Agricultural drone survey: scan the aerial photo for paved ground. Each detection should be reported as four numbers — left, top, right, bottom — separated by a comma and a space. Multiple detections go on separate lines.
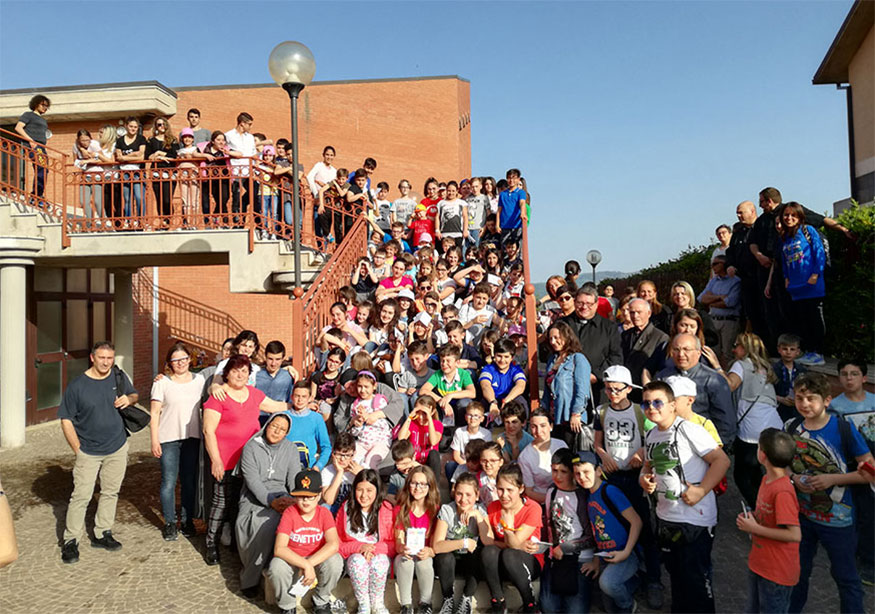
0, 421, 872, 613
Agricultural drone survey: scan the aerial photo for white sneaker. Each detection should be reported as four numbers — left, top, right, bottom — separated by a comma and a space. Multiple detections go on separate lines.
220, 523, 232, 546
798, 352, 826, 366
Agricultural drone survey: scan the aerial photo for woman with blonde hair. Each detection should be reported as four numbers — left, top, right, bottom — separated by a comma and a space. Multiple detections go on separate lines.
146, 117, 178, 219
95, 125, 118, 219
669, 280, 718, 347
726, 332, 780, 508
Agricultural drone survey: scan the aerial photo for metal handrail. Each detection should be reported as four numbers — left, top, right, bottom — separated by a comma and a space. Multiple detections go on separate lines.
521, 216, 541, 408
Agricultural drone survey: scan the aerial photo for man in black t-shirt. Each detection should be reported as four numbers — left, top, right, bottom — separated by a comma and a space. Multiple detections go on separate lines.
58, 341, 138, 564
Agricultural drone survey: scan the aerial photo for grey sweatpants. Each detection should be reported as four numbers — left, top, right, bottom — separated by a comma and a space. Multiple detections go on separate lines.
394, 553, 435, 606
267, 552, 343, 610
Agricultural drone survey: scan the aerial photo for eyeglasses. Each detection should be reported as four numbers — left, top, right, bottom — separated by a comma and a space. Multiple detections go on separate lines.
481, 458, 502, 465
605, 386, 628, 394
641, 399, 666, 410
169, 356, 190, 363
267, 424, 289, 433
410, 482, 429, 489
558, 295, 573, 303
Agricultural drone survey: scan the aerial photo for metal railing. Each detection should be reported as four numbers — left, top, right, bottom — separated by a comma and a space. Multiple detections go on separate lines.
520, 215, 541, 408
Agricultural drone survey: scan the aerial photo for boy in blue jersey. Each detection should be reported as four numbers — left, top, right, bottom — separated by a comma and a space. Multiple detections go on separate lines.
784, 372, 873, 612
575, 451, 643, 614
286, 381, 332, 470
495, 168, 528, 246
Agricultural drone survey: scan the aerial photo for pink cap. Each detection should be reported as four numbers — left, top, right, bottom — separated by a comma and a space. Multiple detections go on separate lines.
180, 127, 194, 137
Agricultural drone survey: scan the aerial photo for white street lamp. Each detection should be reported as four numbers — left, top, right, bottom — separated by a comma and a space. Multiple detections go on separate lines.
268, 41, 316, 289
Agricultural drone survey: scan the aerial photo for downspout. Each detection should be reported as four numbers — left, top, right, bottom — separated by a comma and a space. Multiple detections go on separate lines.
152, 266, 159, 375
837, 84, 856, 201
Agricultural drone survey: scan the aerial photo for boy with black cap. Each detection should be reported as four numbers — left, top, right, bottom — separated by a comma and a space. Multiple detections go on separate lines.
267, 469, 343, 614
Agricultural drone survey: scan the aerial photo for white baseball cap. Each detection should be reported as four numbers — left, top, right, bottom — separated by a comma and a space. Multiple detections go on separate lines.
397, 288, 415, 301
603, 365, 640, 389
412, 312, 432, 327
664, 375, 697, 398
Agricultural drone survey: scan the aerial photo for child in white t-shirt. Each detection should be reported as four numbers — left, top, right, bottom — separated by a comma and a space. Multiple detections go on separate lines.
447, 402, 492, 481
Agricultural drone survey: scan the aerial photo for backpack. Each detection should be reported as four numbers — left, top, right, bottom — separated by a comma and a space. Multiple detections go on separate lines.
800, 225, 831, 271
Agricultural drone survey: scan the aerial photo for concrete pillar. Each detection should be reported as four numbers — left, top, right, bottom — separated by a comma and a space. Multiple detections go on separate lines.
0, 236, 44, 449
112, 269, 135, 380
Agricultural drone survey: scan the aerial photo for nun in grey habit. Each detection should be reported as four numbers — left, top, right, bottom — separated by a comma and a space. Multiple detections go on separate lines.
235, 411, 302, 593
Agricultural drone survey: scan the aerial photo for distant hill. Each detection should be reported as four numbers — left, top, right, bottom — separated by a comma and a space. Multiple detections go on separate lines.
532, 270, 628, 297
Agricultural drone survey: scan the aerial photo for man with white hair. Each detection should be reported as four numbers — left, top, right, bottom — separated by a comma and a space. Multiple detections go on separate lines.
655, 333, 735, 444
621, 298, 669, 392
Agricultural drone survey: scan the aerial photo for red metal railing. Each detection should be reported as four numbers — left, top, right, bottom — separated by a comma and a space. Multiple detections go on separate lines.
521, 217, 541, 408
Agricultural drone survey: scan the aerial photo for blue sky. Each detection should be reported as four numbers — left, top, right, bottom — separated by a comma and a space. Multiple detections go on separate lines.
0, 1, 853, 281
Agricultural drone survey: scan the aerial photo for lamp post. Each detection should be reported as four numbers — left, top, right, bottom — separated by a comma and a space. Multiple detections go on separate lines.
269, 41, 316, 289
586, 249, 602, 284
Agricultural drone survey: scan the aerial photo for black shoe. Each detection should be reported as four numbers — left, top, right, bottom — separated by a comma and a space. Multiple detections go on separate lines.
205, 547, 220, 566
61, 539, 79, 564
180, 520, 197, 537
489, 599, 507, 614
91, 530, 122, 551
401, 606, 414, 614
240, 585, 259, 599
162, 523, 179, 541
417, 603, 433, 614
646, 582, 664, 610
521, 603, 539, 614
438, 596, 455, 614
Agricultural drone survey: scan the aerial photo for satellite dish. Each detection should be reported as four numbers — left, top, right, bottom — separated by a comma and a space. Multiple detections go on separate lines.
586, 250, 602, 266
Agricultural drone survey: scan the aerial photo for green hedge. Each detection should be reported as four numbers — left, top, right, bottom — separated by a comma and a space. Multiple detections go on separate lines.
822, 203, 874, 363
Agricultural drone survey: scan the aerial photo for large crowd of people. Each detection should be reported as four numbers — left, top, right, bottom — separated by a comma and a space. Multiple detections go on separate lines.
7, 96, 875, 614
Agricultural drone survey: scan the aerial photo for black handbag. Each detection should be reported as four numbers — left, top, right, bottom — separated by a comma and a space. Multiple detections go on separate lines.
114, 366, 150, 435
549, 554, 581, 595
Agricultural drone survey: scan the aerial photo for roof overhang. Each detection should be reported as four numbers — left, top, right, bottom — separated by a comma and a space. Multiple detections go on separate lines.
813, 0, 875, 84
0, 81, 177, 124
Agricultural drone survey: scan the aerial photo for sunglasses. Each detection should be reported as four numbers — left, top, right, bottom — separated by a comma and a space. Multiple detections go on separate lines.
641, 399, 666, 410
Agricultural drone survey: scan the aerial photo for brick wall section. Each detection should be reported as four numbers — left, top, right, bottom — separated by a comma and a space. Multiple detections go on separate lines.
39, 77, 470, 395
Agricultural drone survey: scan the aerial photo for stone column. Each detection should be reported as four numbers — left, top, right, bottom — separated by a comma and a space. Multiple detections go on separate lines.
0, 236, 44, 449
112, 269, 135, 381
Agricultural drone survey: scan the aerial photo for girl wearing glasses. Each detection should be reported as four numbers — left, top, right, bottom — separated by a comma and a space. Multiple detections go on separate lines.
146, 117, 179, 219
149, 342, 205, 541
394, 466, 440, 614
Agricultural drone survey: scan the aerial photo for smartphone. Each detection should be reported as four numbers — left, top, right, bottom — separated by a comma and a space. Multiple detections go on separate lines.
741, 500, 750, 517
594, 551, 614, 558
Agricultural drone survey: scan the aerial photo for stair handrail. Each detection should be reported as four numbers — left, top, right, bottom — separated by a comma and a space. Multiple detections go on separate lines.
520, 215, 541, 409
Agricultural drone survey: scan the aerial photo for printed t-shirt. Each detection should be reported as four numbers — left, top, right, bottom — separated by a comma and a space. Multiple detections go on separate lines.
595, 403, 648, 470
748, 475, 800, 586
487, 497, 544, 564
321, 464, 355, 514
465, 194, 489, 229
437, 502, 486, 546
375, 198, 394, 231
393, 197, 418, 226
115, 135, 147, 171
479, 363, 526, 400
546, 487, 585, 547
420, 197, 440, 222
408, 217, 435, 246
645, 417, 718, 527
437, 198, 466, 237
830, 392, 875, 452
587, 482, 632, 552
277, 504, 336, 557
457, 303, 497, 346
785, 415, 868, 527
203, 386, 265, 470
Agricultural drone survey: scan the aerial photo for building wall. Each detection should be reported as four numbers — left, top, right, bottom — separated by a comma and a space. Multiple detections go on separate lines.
848, 26, 874, 203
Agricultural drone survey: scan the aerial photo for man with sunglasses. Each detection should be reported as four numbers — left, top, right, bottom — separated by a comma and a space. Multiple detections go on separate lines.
654, 333, 735, 446
561, 285, 623, 403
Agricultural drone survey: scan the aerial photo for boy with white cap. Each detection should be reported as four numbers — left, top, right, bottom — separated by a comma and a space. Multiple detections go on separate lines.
594, 365, 664, 608
664, 375, 723, 447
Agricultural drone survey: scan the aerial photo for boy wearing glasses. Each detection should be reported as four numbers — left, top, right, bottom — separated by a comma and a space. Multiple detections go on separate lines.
267, 469, 343, 614
321, 433, 361, 515
639, 381, 730, 614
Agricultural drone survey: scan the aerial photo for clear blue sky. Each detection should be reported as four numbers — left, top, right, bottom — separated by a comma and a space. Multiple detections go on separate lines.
0, 1, 853, 281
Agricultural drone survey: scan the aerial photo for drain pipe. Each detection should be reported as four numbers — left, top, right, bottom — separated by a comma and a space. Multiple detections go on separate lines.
152, 266, 159, 375
837, 84, 856, 202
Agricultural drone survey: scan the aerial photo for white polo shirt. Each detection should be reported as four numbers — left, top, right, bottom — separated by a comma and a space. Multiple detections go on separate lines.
224, 129, 256, 175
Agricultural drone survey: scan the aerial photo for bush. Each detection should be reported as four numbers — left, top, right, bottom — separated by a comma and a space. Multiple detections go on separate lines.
600, 243, 715, 305
822, 203, 874, 363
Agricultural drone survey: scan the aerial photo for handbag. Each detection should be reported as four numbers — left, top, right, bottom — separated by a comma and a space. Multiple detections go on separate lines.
549, 554, 582, 595
114, 366, 150, 435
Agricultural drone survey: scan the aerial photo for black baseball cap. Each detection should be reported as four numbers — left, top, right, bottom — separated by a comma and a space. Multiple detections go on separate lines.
291, 469, 322, 496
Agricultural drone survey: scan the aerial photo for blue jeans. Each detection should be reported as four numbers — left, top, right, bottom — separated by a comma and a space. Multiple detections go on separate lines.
159, 438, 200, 525
790, 517, 863, 614
122, 171, 144, 217
607, 470, 661, 585
539, 556, 593, 613
465, 228, 480, 251
27, 143, 47, 196
747, 569, 792, 614
262, 194, 279, 234
599, 550, 640, 612
283, 198, 302, 234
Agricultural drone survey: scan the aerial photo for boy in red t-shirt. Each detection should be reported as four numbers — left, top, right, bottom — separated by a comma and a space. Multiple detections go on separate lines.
736, 428, 801, 613
266, 469, 343, 614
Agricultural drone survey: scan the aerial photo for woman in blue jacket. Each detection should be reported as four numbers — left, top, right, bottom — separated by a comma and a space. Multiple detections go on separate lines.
542, 321, 592, 449
775, 201, 827, 365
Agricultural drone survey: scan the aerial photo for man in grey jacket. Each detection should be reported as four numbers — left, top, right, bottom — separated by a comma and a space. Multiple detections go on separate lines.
655, 333, 736, 445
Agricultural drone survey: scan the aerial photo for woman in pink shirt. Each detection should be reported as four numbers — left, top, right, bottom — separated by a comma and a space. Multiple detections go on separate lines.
202, 354, 289, 565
